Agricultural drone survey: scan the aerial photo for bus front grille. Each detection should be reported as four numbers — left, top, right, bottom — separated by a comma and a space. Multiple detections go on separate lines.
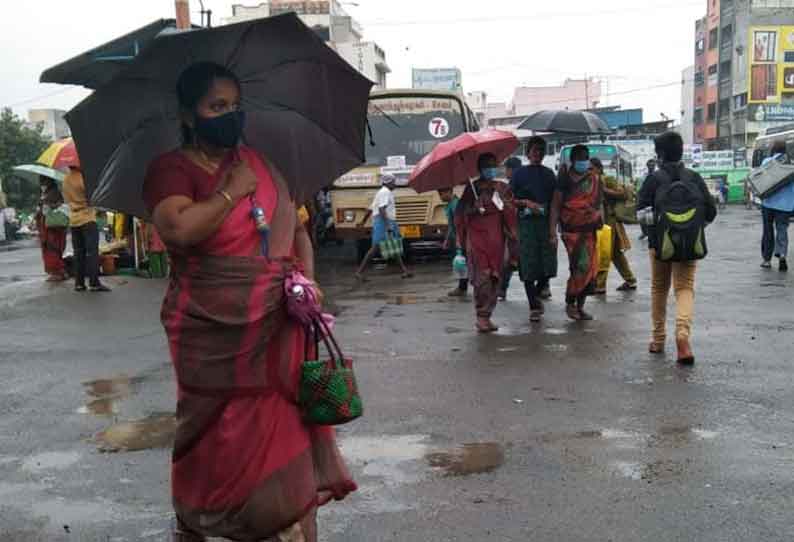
395, 200, 430, 224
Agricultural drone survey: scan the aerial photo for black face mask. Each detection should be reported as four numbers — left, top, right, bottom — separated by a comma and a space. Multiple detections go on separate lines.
193, 110, 246, 148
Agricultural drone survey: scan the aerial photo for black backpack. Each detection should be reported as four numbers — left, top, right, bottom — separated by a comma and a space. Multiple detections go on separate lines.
653, 167, 708, 262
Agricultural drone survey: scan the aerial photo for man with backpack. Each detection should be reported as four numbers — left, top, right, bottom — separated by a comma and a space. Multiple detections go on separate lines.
638, 132, 717, 365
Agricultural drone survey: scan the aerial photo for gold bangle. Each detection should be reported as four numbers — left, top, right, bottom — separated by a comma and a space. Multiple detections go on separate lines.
216, 189, 233, 206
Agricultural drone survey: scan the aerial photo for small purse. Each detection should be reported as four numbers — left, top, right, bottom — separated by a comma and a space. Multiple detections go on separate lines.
45, 205, 70, 228
299, 317, 363, 426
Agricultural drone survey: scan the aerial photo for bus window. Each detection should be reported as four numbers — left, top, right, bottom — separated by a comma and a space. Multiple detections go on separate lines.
752, 149, 765, 168
786, 141, 794, 162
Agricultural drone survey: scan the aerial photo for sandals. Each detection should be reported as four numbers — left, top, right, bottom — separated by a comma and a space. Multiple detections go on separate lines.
401, 272, 414, 279
648, 341, 665, 354
566, 305, 594, 321
74, 285, 87, 292
676, 337, 695, 365
530, 309, 543, 322
476, 318, 498, 333
616, 282, 638, 291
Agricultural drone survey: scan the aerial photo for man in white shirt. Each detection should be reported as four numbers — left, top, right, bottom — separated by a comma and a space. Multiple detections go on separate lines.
355, 174, 412, 281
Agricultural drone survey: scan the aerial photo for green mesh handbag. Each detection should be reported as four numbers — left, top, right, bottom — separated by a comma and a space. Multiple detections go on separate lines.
298, 318, 363, 426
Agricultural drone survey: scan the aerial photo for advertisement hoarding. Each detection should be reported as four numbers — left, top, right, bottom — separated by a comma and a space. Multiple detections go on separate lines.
748, 26, 794, 104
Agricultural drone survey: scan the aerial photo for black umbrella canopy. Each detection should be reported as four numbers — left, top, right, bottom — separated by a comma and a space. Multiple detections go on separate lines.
40, 19, 183, 89
65, 13, 373, 218
517, 110, 611, 135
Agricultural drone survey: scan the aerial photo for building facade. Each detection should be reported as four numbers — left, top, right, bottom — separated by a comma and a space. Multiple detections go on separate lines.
465, 91, 488, 127
692, 0, 794, 151
226, 1, 390, 88
27, 109, 70, 141
511, 78, 602, 117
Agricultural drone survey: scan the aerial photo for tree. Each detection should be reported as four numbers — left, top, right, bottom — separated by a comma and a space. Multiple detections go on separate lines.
0, 108, 51, 211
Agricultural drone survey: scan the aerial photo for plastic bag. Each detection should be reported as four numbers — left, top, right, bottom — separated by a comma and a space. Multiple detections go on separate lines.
452, 250, 468, 279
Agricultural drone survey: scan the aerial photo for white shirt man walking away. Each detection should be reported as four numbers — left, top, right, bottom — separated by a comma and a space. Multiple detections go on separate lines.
355, 173, 412, 281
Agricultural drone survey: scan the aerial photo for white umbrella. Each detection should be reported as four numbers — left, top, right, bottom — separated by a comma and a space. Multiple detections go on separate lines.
11, 164, 66, 185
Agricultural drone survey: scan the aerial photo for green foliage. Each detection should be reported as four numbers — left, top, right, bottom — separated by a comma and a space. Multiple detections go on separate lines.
0, 108, 51, 211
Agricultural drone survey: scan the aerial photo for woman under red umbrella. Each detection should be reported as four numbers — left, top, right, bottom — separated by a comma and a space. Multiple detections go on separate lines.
35, 177, 68, 282
548, 144, 603, 321
455, 153, 517, 333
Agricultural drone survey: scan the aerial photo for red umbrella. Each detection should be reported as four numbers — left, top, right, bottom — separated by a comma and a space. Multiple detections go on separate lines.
409, 129, 520, 194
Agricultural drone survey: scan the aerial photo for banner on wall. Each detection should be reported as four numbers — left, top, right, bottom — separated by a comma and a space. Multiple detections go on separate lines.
749, 26, 794, 104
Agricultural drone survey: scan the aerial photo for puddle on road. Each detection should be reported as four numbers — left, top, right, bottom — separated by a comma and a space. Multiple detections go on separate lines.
426, 443, 505, 477
78, 375, 143, 416
96, 413, 177, 452
544, 328, 568, 336
543, 344, 569, 353
22, 451, 82, 473
610, 459, 687, 482
341, 435, 505, 483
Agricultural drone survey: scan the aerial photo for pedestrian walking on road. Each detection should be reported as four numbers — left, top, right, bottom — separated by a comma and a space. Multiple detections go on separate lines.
549, 144, 602, 321
511, 136, 557, 322
143, 62, 356, 542
499, 156, 522, 300
592, 158, 637, 294
35, 177, 68, 282
455, 153, 517, 333
638, 159, 656, 240
440, 187, 468, 296
62, 167, 111, 292
638, 131, 716, 365
355, 173, 412, 281
760, 141, 792, 272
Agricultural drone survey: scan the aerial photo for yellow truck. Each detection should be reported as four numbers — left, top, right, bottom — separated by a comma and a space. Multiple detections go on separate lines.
329, 89, 480, 260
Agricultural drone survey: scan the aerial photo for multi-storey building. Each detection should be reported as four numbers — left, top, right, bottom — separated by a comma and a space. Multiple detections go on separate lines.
226, 1, 390, 89
692, 0, 794, 151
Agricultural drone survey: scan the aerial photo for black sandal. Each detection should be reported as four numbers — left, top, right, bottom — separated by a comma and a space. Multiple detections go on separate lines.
74, 285, 87, 292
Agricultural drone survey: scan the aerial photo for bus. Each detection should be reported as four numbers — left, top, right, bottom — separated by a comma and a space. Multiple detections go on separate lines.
329, 89, 480, 260
558, 142, 636, 187
751, 123, 794, 168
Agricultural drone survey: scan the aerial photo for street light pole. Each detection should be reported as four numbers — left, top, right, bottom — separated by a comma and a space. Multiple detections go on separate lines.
175, 0, 191, 30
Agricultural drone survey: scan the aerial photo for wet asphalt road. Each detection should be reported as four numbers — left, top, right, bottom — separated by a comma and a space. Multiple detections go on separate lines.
2, 206, 794, 541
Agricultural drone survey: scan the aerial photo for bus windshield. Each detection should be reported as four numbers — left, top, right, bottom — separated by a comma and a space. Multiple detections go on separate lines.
366, 96, 466, 166
560, 144, 619, 165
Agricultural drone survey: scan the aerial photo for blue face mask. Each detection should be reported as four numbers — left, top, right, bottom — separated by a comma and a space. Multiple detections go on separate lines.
481, 167, 500, 180
573, 160, 590, 174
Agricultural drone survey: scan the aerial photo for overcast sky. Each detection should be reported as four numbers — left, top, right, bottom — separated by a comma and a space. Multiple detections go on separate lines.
2, 0, 705, 121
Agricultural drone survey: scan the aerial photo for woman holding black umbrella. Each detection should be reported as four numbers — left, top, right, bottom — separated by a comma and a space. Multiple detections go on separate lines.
548, 144, 603, 321
143, 63, 355, 542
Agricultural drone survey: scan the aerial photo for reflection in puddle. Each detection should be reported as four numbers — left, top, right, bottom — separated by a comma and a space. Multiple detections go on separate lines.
544, 328, 567, 336
543, 344, 569, 353
340, 435, 429, 484
22, 451, 82, 472
96, 413, 177, 452
79, 375, 140, 416
426, 443, 505, 477
610, 459, 686, 482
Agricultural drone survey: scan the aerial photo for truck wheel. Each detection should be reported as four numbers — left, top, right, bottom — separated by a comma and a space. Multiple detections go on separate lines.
356, 239, 371, 263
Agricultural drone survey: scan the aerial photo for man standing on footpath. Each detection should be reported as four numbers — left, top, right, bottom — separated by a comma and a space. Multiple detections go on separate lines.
62, 166, 111, 292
